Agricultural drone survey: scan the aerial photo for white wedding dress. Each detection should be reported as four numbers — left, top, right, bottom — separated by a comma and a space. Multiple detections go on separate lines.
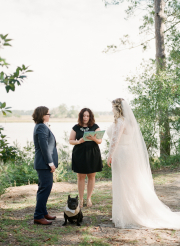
107, 100, 180, 229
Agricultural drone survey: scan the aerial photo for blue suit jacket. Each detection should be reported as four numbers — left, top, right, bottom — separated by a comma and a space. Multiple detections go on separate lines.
33, 123, 58, 170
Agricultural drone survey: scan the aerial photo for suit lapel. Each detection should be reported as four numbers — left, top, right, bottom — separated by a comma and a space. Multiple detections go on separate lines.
49, 129, 57, 146
44, 123, 57, 146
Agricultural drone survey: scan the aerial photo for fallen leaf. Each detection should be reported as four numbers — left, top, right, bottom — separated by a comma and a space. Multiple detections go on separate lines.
44, 238, 51, 242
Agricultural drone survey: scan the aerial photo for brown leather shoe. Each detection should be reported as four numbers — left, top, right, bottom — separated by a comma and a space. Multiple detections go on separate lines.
44, 214, 56, 220
34, 218, 52, 225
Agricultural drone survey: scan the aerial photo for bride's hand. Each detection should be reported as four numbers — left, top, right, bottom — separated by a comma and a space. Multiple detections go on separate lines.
107, 157, 112, 167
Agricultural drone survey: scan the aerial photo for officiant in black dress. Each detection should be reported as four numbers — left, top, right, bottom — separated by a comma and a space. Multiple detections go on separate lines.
69, 108, 103, 208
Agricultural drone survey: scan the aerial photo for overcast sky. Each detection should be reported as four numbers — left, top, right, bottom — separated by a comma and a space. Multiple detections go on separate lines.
0, 0, 155, 112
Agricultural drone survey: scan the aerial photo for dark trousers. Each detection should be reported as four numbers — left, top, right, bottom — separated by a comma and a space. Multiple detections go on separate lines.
34, 169, 53, 219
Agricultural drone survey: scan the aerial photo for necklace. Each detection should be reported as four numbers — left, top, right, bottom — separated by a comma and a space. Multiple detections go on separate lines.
80, 127, 89, 132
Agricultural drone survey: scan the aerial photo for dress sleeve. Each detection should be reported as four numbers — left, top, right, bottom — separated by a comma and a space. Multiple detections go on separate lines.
108, 118, 125, 158
72, 125, 78, 132
94, 124, 100, 130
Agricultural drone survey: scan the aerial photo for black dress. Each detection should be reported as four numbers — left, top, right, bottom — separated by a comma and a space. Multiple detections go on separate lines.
72, 124, 103, 174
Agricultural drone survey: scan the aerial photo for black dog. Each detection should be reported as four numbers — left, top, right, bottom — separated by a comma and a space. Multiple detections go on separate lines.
62, 195, 83, 226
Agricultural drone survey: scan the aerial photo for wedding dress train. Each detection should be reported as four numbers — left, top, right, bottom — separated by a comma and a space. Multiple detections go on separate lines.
107, 100, 180, 229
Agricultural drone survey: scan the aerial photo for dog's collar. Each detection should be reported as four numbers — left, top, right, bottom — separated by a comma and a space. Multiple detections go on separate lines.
64, 205, 80, 217
65, 205, 76, 214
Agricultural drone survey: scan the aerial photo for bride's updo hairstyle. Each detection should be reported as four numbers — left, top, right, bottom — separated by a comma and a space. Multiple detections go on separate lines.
112, 98, 124, 123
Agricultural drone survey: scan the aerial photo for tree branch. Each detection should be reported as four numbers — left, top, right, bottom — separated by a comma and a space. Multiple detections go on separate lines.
104, 18, 180, 53
164, 20, 180, 33
104, 36, 155, 53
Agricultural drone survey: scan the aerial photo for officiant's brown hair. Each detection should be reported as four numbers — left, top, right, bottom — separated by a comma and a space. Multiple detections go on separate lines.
78, 108, 95, 127
32, 106, 49, 124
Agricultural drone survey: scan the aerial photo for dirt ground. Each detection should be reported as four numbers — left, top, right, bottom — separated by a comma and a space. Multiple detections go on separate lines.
1, 171, 180, 245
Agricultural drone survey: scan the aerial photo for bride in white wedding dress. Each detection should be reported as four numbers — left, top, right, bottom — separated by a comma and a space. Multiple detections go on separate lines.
106, 98, 180, 229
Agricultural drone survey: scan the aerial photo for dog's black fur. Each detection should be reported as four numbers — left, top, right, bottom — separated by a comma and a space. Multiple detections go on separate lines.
62, 195, 83, 226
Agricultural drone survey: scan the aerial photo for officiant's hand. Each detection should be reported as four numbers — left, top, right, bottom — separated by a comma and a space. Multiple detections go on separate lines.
107, 157, 112, 167
78, 138, 85, 144
87, 134, 97, 141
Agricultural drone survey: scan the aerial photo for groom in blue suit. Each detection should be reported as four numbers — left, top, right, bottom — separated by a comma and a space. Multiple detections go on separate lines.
32, 106, 58, 225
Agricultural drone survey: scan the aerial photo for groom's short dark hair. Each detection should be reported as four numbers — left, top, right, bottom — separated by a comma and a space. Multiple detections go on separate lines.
78, 108, 95, 127
32, 106, 49, 124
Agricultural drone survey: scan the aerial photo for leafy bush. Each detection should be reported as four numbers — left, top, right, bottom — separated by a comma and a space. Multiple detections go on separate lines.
0, 141, 38, 193
0, 126, 17, 163
0, 169, 11, 196
150, 155, 180, 171
2, 131, 180, 197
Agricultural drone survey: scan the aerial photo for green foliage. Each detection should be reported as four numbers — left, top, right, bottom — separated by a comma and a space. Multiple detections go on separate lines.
0, 132, 112, 196
102, 138, 110, 159
0, 34, 32, 96
0, 142, 38, 196
104, 0, 180, 158
51, 104, 112, 119
104, 0, 180, 53
1, 65, 32, 93
0, 170, 10, 196
0, 102, 11, 116
0, 130, 180, 197
127, 58, 180, 157
104, 0, 120, 7
55, 132, 77, 182
0, 34, 32, 163
1, 109, 33, 118
0, 127, 17, 163
66, 106, 79, 118
151, 155, 180, 171
96, 160, 112, 179
7, 142, 37, 186
51, 104, 68, 118
50, 104, 79, 118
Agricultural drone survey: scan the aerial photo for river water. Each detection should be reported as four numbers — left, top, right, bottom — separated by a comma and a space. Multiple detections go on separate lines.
1, 122, 112, 152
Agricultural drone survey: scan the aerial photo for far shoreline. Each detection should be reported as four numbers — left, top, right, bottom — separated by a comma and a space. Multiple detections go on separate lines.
0, 115, 114, 123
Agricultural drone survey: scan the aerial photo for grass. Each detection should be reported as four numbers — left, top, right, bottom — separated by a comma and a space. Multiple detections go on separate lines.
153, 172, 179, 185
0, 175, 180, 245
0, 182, 112, 246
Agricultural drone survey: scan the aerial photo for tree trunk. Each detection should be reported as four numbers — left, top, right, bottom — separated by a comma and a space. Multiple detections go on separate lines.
155, 0, 170, 157
155, 0, 166, 69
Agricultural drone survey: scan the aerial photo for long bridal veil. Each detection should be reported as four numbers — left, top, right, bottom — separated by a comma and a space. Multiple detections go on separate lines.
108, 100, 180, 229
121, 100, 154, 190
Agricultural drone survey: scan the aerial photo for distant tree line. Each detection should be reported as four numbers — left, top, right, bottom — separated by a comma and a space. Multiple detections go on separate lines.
51, 104, 113, 118
51, 104, 79, 118
2, 110, 34, 117
1, 104, 113, 118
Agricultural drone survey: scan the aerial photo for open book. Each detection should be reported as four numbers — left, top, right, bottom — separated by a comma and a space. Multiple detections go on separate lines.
83, 130, 105, 141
